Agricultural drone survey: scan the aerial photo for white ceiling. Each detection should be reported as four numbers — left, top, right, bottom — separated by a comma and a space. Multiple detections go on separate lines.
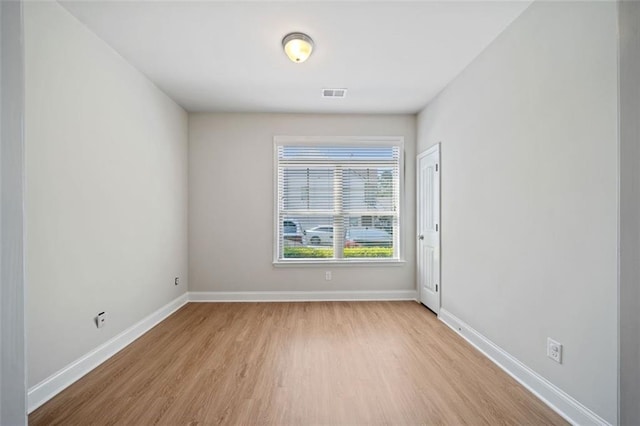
60, 1, 532, 114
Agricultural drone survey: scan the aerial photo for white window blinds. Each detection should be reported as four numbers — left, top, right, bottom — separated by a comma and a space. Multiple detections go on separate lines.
275, 138, 403, 262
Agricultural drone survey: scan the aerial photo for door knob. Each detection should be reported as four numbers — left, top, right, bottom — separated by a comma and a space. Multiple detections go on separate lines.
418, 235, 424, 240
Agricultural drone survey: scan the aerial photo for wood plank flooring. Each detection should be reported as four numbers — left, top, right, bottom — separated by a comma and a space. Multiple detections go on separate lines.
30, 301, 567, 425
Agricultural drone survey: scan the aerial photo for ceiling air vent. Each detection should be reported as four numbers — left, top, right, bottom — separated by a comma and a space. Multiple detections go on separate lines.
322, 88, 347, 98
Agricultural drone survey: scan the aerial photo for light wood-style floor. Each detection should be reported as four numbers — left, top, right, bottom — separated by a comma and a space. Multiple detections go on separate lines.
30, 301, 566, 425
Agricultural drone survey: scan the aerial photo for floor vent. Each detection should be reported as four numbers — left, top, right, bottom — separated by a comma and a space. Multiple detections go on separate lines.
322, 88, 347, 98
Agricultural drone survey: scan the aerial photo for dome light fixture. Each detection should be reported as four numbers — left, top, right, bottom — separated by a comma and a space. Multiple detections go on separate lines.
282, 32, 314, 63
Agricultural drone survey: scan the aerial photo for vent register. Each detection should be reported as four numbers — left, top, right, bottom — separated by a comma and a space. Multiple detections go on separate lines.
322, 88, 347, 98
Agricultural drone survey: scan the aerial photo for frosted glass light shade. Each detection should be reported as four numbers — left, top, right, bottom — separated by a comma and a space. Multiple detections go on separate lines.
282, 33, 314, 63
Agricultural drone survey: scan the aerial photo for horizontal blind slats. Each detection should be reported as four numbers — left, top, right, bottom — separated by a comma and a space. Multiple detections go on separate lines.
277, 143, 401, 260
279, 146, 399, 161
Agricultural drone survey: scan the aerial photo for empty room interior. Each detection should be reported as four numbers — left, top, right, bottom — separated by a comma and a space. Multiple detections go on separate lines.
1, 0, 639, 425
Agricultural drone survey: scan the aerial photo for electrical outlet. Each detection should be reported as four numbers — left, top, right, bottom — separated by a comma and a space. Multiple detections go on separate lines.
547, 338, 562, 363
96, 312, 106, 328
174, 277, 179, 286
325, 271, 332, 281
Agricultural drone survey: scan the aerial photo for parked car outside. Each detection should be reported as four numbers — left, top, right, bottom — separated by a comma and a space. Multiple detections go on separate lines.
283, 220, 303, 245
345, 227, 392, 247
304, 226, 333, 246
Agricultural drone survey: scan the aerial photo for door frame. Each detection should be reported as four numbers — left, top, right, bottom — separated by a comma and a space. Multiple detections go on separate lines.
416, 143, 441, 313
1, 0, 28, 423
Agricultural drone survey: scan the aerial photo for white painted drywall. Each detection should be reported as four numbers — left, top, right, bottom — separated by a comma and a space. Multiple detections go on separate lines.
189, 113, 415, 293
417, 2, 618, 423
24, 1, 188, 388
1, 0, 27, 424
619, 1, 640, 424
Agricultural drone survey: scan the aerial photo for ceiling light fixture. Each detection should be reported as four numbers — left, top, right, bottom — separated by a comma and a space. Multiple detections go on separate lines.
282, 32, 314, 63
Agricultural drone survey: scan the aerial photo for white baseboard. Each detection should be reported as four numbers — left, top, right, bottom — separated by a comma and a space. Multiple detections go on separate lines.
438, 309, 610, 426
27, 293, 189, 413
188, 289, 418, 302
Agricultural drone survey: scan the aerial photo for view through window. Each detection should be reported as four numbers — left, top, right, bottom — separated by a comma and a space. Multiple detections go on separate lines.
275, 137, 403, 262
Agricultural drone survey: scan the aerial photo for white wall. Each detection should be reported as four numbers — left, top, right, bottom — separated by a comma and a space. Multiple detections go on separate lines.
619, 1, 640, 424
25, 1, 188, 388
189, 113, 415, 294
1, 0, 27, 424
417, 1, 618, 423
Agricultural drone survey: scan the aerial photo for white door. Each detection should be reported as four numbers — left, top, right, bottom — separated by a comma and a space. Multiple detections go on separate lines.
417, 144, 440, 313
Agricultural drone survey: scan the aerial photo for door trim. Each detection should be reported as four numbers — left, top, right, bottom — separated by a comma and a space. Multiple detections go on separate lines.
416, 143, 441, 313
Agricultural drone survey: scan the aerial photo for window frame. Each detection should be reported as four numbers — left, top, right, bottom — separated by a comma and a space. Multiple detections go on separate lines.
273, 136, 405, 265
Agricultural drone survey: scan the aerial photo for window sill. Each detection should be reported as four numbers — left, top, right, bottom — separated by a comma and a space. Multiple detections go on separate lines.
273, 259, 406, 267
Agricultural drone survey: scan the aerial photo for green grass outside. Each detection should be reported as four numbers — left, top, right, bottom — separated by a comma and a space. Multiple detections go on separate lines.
284, 246, 393, 258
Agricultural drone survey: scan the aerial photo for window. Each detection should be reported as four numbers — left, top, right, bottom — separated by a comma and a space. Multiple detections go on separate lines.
275, 136, 403, 263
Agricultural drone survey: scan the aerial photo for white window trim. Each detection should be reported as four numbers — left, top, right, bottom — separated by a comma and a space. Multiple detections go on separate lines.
273, 135, 405, 265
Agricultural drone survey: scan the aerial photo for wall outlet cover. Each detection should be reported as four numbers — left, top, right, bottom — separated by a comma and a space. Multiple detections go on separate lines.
547, 337, 562, 364
96, 312, 106, 328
